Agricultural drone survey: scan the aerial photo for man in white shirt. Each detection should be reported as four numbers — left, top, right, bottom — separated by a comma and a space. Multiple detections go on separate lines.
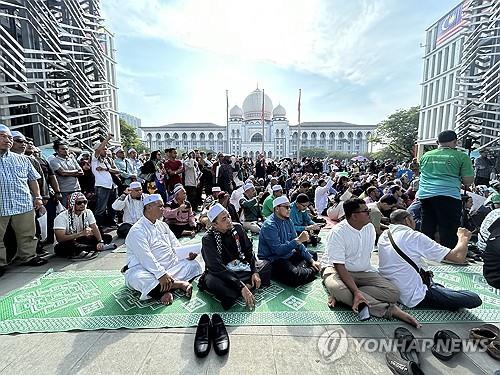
378, 209, 482, 310
314, 177, 334, 215
321, 198, 420, 327
112, 181, 147, 238
125, 194, 202, 304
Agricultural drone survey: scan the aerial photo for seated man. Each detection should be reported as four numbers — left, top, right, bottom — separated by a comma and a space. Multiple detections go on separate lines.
262, 184, 283, 218
54, 192, 115, 259
163, 185, 197, 238
290, 194, 322, 246
202, 186, 221, 211
199, 203, 271, 310
258, 196, 321, 287
111, 181, 146, 238
239, 182, 264, 234
321, 199, 420, 327
367, 194, 398, 237
378, 209, 482, 310
125, 194, 202, 304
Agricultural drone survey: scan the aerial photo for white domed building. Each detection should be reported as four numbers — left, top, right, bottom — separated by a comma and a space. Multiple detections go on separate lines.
141, 88, 376, 159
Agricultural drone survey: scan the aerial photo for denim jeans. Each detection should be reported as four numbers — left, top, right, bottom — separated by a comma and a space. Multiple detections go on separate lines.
94, 186, 116, 227
416, 283, 482, 311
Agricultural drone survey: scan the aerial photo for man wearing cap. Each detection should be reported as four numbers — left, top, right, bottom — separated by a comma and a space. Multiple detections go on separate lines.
202, 186, 221, 211
49, 139, 84, 206
0, 124, 47, 277
230, 179, 251, 212
163, 185, 196, 238
112, 181, 147, 238
239, 182, 265, 234
114, 147, 136, 191
125, 194, 202, 304
199, 203, 271, 309
262, 184, 283, 218
127, 148, 143, 183
475, 149, 494, 186
418, 130, 474, 248
258, 196, 321, 286
315, 176, 334, 215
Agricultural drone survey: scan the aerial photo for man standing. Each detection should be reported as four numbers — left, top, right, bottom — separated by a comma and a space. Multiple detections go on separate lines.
49, 139, 84, 206
315, 177, 334, 215
378, 209, 482, 311
474, 149, 494, 186
125, 194, 202, 304
321, 199, 419, 327
258, 196, 320, 287
112, 181, 146, 238
114, 147, 135, 191
0, 124, 47, 277
164, 148, 183, 194
418, 130, 474, 248
184, 150, 200, 210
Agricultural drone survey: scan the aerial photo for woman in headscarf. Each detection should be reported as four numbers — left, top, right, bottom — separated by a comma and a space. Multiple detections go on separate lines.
53, 192, 115, 260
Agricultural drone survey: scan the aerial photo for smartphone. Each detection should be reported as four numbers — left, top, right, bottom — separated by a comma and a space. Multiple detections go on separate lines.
357, 302, 371, 321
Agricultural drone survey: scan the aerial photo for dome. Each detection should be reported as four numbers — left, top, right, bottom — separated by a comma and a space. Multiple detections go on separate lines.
242, 88, 273, 121
229, 105, 243, 118
272, 104, 286, 118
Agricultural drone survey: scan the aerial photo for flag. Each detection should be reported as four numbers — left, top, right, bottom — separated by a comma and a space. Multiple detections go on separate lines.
436, 3, 466, 46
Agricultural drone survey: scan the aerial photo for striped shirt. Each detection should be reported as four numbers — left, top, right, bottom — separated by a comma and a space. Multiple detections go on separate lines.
0, 151, 41, 216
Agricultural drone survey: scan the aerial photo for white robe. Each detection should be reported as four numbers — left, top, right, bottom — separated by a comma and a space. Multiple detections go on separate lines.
124, 216, 202, 299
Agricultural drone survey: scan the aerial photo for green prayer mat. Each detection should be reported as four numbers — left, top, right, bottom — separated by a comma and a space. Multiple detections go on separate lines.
0, 265, 498, 334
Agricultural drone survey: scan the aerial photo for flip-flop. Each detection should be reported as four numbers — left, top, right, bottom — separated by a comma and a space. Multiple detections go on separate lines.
486, 340, 500, 361
394, 327, 420, 367
469, 324, 500, 348
431, 330, 462, 361
385, 352, 423, 375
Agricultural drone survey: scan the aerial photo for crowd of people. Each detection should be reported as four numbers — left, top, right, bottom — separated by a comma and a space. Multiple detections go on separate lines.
1, 124, 499, 328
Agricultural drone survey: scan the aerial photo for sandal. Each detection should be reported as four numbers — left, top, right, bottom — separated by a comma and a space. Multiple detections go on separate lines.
20, 256, 48, 267
469, 324, 500, 348
431, 329, 462, 361
70, 251, 98, 261
486, 340, 500, 361
394, 327, 420, 366
385, 352, 423, 375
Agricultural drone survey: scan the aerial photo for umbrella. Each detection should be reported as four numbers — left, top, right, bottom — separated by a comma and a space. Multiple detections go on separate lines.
351, 155, 369, 162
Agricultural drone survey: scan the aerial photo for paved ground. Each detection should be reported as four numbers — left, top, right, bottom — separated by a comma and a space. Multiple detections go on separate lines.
0, 235, 499, 375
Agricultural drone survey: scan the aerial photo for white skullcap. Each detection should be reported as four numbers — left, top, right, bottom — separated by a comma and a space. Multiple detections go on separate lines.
114, 147, 124, 153
128, 148, 137, 154
207, 203, 227, 222
0, 124, 11, 135
243, 183, 255, 192
270, 176, 278, 181
129, 181, 142, 189
173, 185, 185, 195
143, 193, 163, 206
11, 130, 25, 140
272, 184, 283, 192
212, 186, 221, 193
273, 196, 290, 208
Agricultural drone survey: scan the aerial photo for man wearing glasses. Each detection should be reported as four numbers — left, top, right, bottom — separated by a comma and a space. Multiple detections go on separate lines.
258, 196, 321, 287
0, 124, 47, 278
53, 192, 114, 260
321, 198, 420, 327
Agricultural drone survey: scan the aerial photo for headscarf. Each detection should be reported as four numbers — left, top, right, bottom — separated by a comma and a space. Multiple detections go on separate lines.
67, 192, 87, 234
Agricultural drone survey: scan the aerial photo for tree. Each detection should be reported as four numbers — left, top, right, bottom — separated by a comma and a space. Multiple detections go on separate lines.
120, 119, 145, 153
373, 106, 419, 160
300, 147, 328, 159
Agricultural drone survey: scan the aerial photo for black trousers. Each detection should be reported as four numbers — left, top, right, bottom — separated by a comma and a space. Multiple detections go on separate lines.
117, 223, 133, 239
421, 196, 461, 249
271, 250, 318, 287
200, 261, 272, 310
54, 234, 113, 257
475, 176, 490, 186
168, 223, 193, 238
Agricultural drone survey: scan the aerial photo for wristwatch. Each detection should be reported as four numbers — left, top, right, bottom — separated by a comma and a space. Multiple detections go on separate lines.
35, 196, 43, 200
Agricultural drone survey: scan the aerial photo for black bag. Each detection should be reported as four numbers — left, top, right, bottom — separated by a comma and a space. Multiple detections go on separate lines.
387, 230, 434, 287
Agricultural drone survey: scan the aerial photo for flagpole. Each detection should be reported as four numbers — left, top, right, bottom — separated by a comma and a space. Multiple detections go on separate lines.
261, 88, 265, 156
226, 90, 229, 154
297, 88, 301, 160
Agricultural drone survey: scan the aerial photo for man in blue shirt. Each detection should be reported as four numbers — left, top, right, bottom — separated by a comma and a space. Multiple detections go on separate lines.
258, 196, 321, 286
0, 124, 47, 277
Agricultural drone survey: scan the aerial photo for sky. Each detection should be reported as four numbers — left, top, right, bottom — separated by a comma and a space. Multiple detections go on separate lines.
102, 0, 461, 128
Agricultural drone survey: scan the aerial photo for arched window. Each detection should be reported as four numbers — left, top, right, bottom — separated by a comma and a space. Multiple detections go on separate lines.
217, 132, 223, 140
281, 129, 284, 137
191, 132, 196, 140
357, 131, 363, 138
276, 129, 279, 137
251, 133, 263, 143
249, 151, 254, 159
348, 131, 353, 139
338, 132, 344, 139
329, 132, 335, 139
243, 151, 248, 157
182, 133, 187, 140
155, 133, 161, 140
200, 133, 205, 140
164, 133, 170, 140
208, 133, 214, 140
232, 129, 235, 137
320, 132, 326, 139
237, 129, 240, 137
267, 151, 272, 158
146, 133, 152, 140
173, 133, 179, 139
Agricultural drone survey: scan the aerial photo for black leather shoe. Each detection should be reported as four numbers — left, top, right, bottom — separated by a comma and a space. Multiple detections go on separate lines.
194, 314, 211, 358
211, 313, 230, 356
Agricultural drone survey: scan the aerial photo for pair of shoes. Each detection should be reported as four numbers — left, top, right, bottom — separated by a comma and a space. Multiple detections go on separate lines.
194, 313, 230, 358
387, 327, 423, 374
20, 256, 48, 267
431, 330, 461, 361
469, 324, 500, 361
385, 352, 423, 375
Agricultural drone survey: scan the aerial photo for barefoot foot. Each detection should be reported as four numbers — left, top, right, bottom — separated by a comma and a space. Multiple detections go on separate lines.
327, 295, 336, 308
392, 306, 421, 328
159, 292, 174, 305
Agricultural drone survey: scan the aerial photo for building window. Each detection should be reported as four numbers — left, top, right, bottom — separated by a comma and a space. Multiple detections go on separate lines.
251, 133, 263, 143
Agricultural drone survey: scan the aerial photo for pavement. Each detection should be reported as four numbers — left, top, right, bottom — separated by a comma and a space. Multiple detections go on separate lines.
0, 234, 499, 375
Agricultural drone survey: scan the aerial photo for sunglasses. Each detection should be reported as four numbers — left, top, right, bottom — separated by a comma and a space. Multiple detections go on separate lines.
75, 200, 88, 205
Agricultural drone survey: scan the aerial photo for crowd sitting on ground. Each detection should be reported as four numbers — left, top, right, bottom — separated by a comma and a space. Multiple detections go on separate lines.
1, 124, 500, 328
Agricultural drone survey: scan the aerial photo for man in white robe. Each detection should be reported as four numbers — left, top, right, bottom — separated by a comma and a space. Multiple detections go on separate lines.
124, 194, 202, 304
